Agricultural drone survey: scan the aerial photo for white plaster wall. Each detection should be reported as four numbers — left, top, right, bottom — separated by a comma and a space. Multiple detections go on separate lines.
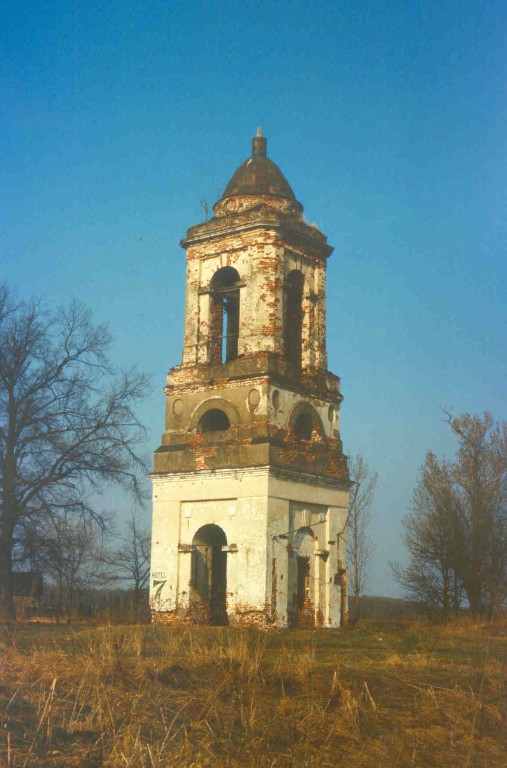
151, 468, 349, 627
150, 492, 180, 613
150, 470, 270, 620
267, 474, 349, 627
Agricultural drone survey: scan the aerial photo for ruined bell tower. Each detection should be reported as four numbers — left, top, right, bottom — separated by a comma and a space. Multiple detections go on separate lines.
150, 131, 350, 627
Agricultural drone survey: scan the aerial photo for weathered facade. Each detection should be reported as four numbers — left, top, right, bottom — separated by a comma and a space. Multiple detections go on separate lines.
150, 131, 350, 628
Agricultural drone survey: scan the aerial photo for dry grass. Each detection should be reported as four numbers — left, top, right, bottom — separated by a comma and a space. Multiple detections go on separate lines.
0, 619, 505, 767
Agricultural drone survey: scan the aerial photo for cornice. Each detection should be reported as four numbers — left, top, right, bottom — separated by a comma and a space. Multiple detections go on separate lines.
181, 208, 333, 259
150, 464, 351, 491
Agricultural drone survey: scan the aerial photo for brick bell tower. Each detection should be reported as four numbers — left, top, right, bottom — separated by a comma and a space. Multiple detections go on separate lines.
150, 131, 350, 628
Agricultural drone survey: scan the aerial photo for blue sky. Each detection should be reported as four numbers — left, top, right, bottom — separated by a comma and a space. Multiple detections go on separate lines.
2, 0, 506, 596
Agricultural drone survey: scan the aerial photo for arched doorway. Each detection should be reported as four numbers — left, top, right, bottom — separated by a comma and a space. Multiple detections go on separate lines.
191, 524, 228, 625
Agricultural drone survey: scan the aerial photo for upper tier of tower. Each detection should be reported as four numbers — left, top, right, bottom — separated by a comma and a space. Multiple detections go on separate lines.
177, 132, 335, 383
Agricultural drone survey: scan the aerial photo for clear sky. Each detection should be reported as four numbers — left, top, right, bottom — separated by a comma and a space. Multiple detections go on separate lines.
2, 0, 506, 596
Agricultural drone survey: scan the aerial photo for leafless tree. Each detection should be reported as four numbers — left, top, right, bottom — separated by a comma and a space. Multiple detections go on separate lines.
347, 453, 377, 619
98, 510, 151, 621
392, 412, 506, 617
446, 411, 506, 616
0, 284, 149, 620
390, 453, 463, 617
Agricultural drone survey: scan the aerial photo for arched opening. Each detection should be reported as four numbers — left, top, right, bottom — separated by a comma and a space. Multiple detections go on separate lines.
191, 524, 228, 626
197, 408, 230, 433
289, 403, 324, 441
209, 267, 241, 364
284, 270, 304, 372
289, 527, 316, 627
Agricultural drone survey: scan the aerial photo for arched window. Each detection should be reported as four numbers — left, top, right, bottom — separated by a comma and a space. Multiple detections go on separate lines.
289, 402, 324, 440
209, 267, 240, 364
284, 270, 304, 371
197, 408, 230, 432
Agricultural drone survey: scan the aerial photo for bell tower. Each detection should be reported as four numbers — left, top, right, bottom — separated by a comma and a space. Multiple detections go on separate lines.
150, 132, 350, 627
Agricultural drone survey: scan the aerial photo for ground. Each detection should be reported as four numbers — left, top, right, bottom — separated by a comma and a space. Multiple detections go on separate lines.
0, 619, 505, 767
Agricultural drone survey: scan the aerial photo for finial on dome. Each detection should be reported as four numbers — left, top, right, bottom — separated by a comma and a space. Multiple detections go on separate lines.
252, 128, 267, 157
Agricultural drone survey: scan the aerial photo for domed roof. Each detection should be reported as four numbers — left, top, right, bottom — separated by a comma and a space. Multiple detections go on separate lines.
220, 131, 297, 201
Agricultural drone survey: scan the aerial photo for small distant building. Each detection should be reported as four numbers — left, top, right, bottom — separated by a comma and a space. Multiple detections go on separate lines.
150, 132, 350, 628
13, 572, 43, 619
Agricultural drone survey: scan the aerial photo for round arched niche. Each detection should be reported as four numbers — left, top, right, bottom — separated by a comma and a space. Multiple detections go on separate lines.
198, 409, 230, 433
288, 401, 325, 440
189, 397, 240, 432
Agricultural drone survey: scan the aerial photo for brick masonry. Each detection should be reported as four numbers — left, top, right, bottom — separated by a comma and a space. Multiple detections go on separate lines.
150, 134, 350, 628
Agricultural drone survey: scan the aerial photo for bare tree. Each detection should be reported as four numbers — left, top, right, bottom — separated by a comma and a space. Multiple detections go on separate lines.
390, 453, 463, 617
347, 453, 377, 619
0, 284, 149, 620
446, 411, 506, 616
392, 412, 506, 617
98, 510, 151, 621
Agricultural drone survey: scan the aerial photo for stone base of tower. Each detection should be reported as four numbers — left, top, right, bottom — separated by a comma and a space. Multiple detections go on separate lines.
150, 466, 349, 629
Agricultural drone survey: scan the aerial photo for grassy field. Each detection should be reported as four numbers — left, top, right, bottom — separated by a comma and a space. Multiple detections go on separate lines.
0, 619, 505, 767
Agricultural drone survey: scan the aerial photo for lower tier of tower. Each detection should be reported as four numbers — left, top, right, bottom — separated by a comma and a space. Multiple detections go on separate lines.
150, 466, 349, 628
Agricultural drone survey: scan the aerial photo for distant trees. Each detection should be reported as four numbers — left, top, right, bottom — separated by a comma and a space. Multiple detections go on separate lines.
392, 412, 506, 618
347, 453, 377, 619
24, 509, 108, 623
98, 511, 151, 621
0, 284, 149, 621
25, 509, 151, 623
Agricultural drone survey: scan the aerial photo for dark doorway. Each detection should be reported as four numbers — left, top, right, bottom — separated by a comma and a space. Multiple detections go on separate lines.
191, 524, 228, 625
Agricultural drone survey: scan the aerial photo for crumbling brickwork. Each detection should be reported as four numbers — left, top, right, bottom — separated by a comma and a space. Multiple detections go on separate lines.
150, 133, 350, 628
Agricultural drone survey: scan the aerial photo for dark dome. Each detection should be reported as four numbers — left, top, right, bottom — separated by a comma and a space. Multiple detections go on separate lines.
220, 133, 297, 201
